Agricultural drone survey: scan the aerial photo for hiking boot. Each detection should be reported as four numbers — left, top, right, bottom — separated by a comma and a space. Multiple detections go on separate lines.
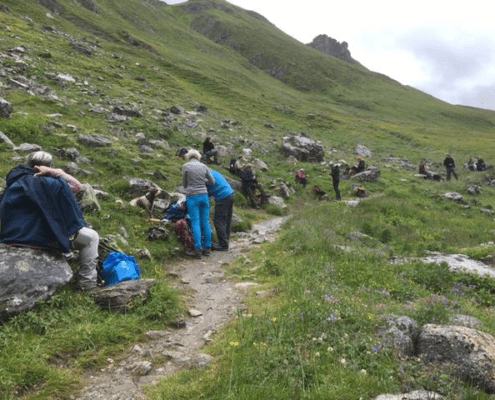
212, 244, 228, 251
185, 248, 202, 259
202, 248, 211, 256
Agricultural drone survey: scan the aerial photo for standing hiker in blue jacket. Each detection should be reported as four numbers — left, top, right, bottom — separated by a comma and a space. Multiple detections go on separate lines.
207, 170, 235, 251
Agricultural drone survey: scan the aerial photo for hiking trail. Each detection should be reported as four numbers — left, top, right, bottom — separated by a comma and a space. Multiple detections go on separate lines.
75, 216, 288, 400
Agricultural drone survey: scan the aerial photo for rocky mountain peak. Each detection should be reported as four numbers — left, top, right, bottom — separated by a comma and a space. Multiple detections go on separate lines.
307, 34, 356, 64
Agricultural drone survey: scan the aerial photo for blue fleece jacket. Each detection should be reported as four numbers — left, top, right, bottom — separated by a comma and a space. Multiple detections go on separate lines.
207, 170, 234, 201
0, 166, 86, 252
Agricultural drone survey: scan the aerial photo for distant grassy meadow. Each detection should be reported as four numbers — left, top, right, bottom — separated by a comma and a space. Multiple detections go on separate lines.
2, 0, 495, 398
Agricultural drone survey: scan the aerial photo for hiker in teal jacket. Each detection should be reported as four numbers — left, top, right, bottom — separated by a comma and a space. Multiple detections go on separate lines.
207, 170, 234, 251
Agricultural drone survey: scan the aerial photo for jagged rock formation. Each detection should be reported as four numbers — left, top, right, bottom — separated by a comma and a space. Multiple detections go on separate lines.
307, 34, 356, 64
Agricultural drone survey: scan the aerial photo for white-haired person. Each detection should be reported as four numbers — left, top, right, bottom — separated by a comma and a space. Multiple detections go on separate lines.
0, 151, 99, 290
181, 149, 215, 258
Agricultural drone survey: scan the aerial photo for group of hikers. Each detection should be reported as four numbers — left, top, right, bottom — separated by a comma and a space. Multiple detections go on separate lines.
2, 137, 491, 290
419, 154, 491, 182
294, 156, 367, 201
0, 137, 270, 290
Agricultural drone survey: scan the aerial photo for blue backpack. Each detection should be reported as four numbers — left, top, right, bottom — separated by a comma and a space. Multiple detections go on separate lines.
101, 252, 141, 286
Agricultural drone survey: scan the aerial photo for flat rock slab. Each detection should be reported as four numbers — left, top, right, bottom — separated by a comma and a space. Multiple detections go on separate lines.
393, 253, 495, 278
91, 279, 156, 312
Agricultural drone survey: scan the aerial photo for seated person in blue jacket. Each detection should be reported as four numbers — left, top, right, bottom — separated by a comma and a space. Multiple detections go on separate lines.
0, 151, 99, 290
207, 170, 235, 251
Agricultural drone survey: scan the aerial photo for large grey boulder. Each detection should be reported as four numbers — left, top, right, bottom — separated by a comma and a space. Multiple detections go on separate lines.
419, 324, 495, 393
0, 97, 13, 119
351, 168, 381, 182
0, 245, 73, 323
280, 134, 325, 162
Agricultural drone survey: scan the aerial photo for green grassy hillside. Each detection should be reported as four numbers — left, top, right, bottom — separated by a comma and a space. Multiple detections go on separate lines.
2, 0, 495, 399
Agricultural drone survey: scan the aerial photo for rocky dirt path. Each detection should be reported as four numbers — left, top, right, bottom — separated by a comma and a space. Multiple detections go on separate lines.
75, 216, 288, 400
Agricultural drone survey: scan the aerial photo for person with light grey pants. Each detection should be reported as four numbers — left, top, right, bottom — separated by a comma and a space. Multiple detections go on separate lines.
72, 227, 99, 290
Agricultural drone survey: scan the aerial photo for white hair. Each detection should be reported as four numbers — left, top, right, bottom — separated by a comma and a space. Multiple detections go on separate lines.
27, 151, 53, 168
185, 149, 201, 161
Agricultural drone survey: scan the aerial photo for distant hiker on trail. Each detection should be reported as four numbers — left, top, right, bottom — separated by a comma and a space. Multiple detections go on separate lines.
351, 157, 365, 174
202, 137, 219, 165
295, 168, 308, 187
330, 163, 341, 200
182, 149, 215, 258
207, 170, 235, 251
0, 151, 99, 291
238, 163, 266, 209
443, 154, 458, 181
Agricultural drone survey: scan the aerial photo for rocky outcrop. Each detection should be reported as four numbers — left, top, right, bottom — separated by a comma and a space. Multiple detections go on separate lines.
280, 134, 325, 162
419, 324, 495, 393
307, 34, 356, 64
0, 245, 73, 323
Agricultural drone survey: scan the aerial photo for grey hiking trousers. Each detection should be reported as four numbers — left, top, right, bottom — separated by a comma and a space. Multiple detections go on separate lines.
72, 227, 99, 289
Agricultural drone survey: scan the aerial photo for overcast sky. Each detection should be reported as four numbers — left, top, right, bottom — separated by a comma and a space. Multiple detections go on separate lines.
165, 0, 495, 111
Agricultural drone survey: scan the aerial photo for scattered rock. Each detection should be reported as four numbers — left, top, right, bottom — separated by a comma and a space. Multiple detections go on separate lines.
78, 134, 112, 147
13, 143, 42, 152
188, 308, 203, 317
467, 185, 482, 195
373, 391, 443, 400
90, 279, 156, 312
355, 144, 372, 157
55, 73, 76, 85
444, 192, 465, 204
0, 97, 13, 119
266, 195, 286, 208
